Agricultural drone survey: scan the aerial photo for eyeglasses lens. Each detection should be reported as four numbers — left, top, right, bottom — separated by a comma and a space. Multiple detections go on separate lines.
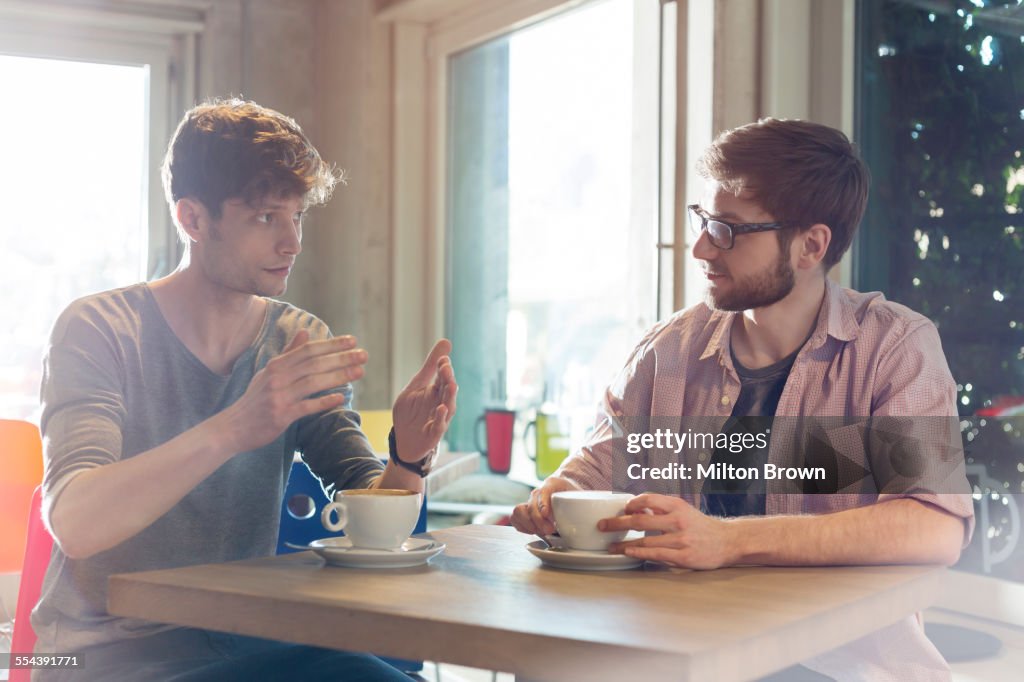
707, 220, 732, 249
688, 207, 734, 249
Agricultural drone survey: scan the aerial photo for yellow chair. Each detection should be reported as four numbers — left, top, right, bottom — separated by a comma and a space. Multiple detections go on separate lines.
0, 420, 43, 573
358, 410, 392, 455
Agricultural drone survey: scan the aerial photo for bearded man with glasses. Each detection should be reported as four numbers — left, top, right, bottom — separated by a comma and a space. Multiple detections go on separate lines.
513, 118, 972, 681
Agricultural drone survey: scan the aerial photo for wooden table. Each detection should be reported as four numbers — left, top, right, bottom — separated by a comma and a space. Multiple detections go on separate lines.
108, 525, 945, 681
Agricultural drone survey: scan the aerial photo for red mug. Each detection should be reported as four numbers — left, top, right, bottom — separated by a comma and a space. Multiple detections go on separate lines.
475, 409, 515, 474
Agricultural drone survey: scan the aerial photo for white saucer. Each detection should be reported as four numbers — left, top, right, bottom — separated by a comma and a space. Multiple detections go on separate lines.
526, 540, 643, 571
306, 537, 445, 568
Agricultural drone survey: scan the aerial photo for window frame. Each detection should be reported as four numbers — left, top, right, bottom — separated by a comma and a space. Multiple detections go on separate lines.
382, 0, 668, 400
379, 0, 856, 400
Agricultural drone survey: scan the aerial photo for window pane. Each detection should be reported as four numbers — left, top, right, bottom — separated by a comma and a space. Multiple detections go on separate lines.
446, 0, 660, 468
0, 55, 147, 420
856, 0, 1023, 582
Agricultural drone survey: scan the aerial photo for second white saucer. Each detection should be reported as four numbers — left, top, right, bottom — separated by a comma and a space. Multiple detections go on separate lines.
526, 540, 643, 571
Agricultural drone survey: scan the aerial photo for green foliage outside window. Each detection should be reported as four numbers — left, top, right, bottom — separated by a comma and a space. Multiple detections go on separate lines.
857, 0, 1024, 580
857, 0, 1023, 415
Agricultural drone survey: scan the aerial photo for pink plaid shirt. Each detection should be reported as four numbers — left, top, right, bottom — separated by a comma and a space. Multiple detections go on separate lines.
557, 279, 974, 681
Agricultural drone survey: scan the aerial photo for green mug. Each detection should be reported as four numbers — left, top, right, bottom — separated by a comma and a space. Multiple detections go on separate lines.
524, 412, 571, 479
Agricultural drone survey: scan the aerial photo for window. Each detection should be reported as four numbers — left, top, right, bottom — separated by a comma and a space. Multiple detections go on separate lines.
442, 0, 670, 461
0, 4, 197, 420
0, 56, 149, 419
856, 0, 1023, 582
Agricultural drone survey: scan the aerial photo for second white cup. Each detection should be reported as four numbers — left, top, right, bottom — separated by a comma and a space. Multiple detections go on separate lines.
551, 490, 634, 551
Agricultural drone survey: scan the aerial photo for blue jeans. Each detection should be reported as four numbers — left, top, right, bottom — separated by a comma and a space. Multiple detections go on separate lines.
51, 627, 411, 681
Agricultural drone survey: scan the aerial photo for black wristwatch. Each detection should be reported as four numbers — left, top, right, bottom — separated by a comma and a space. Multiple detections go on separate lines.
388, 427, 436, 477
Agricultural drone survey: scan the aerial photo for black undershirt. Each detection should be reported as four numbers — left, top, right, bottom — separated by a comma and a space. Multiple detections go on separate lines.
701, 345, 800, 518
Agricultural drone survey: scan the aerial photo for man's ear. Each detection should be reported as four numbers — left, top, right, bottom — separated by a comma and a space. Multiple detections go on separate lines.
795, 223, 832, 270
175, 198, 206, 244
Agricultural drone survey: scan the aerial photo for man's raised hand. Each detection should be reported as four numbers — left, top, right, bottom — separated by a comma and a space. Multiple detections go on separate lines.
220, 330, 369, 454
391, 339, 458, 463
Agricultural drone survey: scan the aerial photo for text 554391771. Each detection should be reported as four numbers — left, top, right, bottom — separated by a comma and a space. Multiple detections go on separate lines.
6, 654, 81, 669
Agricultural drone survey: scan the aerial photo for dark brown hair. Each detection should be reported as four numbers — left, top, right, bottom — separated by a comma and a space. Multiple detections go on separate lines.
696, 118, 870, 269
161, 98, 340, 231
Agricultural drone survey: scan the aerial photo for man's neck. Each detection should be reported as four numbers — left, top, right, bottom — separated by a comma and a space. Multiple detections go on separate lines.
148, 265, 267, 375
730, 276, 827, 370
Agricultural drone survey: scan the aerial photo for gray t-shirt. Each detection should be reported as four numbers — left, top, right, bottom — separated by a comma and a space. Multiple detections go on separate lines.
32, 283, 385, 654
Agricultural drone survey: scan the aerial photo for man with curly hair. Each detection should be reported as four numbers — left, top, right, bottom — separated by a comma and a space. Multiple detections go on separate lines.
33, 99, 456, 680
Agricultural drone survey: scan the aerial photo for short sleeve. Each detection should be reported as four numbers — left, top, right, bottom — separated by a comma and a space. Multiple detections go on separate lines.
872, 320, 975, 546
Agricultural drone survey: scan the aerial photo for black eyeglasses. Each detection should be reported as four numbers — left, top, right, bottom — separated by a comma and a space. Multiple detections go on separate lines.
687, 204, 791, 250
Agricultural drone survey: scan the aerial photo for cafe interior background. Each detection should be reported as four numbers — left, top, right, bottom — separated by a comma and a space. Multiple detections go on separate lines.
0, 0, 1022, 679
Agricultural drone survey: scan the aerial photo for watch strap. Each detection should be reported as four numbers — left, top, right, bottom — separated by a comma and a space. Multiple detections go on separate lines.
388, 427, 435, 477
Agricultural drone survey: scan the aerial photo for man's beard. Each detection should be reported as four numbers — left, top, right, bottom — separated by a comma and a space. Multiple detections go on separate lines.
705, 252, 795, 312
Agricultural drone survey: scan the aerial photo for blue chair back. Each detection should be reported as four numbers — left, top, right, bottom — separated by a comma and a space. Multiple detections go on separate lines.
277, 460, 330, 554
277, 460, 428, 554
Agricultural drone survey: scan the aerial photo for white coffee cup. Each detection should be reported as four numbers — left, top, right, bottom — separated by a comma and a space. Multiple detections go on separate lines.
321, 489, 422, 550
551, 490, 634, 551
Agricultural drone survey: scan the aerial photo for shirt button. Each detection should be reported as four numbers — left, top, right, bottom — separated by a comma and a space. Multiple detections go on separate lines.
698, 452, 708, 462
721, 396, 731, 406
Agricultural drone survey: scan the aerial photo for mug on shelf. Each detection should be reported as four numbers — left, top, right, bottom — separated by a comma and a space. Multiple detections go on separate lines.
475, 408, 516, 474
524, 411, 571, 479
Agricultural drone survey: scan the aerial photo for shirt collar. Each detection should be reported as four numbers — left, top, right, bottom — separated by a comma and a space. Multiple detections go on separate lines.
698, 311, 734, 363
817, 277, 860, 345
697, 278, 859, 363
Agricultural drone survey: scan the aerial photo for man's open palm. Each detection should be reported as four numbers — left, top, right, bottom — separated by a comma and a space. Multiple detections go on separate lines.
392, 339, 458, 462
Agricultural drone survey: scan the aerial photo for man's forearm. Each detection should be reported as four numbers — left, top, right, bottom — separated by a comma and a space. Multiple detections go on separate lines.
726, 498, 965, 567
371, 459, 425, 493
49, 413, 239, 560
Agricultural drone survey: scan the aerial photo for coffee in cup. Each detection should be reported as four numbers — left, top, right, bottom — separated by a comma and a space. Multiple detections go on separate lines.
550, 490, 634, 551
321, 489, 422, 550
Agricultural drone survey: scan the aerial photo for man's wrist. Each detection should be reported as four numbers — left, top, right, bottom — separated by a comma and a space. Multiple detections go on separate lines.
203, 410, 243, 462
722, 517, 755, 566
388, 427, 435, 477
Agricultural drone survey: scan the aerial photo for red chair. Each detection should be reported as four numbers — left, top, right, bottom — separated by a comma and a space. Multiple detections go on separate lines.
0, 420, 43, 573
10, 486, 53, 682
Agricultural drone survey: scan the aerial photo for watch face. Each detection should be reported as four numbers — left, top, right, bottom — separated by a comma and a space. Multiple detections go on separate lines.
417, 449, 438, 477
